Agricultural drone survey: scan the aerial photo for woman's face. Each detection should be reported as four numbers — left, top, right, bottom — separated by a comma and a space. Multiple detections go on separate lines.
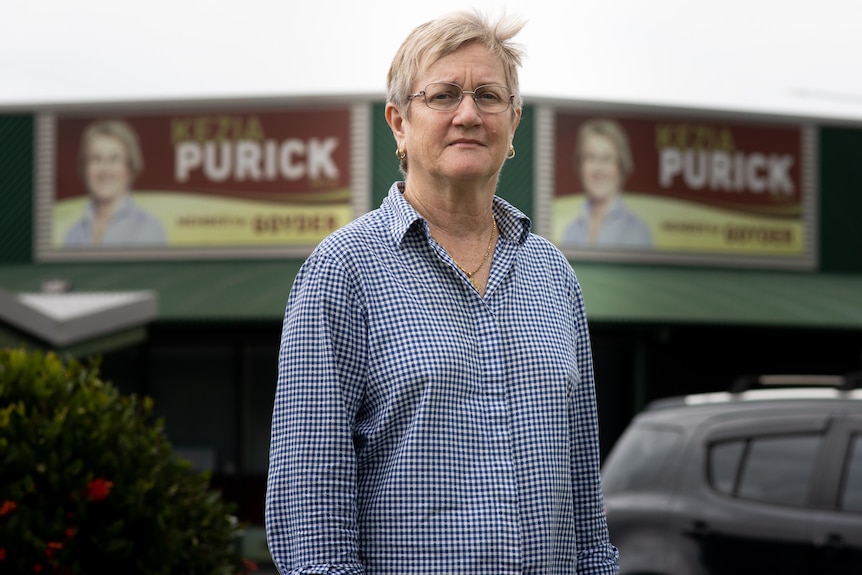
389, 42, 520, 187
580, 132, 623, 203
84, 134, 133, 204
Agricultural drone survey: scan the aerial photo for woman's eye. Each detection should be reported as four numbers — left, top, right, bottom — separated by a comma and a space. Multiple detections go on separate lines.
478, 91, 502, 102
432, 91, 458, 101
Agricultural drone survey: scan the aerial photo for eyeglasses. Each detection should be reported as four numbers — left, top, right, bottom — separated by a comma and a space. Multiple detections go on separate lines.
408, 82, 514, 114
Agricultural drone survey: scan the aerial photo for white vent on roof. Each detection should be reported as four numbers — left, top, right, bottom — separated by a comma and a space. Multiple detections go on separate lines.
0, 289, 158, 346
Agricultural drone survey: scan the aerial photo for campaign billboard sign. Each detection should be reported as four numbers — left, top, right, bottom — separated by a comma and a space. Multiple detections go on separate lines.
551, 111, 814, 267
46, 107, 353, 257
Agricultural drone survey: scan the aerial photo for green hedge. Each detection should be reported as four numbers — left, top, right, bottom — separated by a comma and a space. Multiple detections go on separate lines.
0, 347, 256, 574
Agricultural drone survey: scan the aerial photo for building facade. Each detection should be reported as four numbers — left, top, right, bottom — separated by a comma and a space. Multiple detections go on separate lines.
2, 95, 862, 559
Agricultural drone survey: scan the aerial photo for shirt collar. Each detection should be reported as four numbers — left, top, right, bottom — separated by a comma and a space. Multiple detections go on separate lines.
383, 181, 532, 247
83, 195, 135, 222
580, 195, 626, 219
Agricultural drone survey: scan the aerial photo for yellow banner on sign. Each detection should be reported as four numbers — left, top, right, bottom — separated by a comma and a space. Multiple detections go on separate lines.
552, 194, 804, 255
53, 191, 354, 248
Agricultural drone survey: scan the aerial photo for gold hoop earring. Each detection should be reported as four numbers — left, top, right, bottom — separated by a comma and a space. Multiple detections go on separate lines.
396, 148, 406, 160
507, 145, 516, 159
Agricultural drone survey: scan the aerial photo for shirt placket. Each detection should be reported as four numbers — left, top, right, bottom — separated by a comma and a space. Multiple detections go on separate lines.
473, 248, 522, 574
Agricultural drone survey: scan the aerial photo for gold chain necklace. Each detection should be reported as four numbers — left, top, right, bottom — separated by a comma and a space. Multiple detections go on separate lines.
450, 219, 497, 289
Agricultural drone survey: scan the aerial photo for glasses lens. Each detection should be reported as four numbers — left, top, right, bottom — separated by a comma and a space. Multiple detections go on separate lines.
423, 83, 463, 111
473, 85, 511, 113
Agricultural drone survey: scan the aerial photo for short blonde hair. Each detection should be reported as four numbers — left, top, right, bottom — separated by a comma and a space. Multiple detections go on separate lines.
387, 10, 526, 115
78, 119, 144, 179
575, 118, 634, 179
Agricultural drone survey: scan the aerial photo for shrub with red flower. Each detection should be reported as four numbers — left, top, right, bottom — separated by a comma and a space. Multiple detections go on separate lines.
0, 347, 256, 574
83, 478, 113, 502
0, 501, 16, 517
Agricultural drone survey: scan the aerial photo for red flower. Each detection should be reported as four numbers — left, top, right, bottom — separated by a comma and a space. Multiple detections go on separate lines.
65, 526, 76, 539
0, 547, 6, 561
33, 564, 43, 573
0, 500, 16, 516
85, 478, 114, 502
44, 542, 63, 558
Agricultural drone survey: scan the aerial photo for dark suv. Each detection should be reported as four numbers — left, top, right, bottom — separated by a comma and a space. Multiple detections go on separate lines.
601, 374, 862, 575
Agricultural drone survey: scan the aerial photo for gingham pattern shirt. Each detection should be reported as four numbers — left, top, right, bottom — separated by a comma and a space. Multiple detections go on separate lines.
266, 183, 619, 575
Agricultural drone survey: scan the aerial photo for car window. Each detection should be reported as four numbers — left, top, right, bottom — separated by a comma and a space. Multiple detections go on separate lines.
738, 435, 821, 505
709, 434, 822, 506
841, 433, 862, 513
601, 424, 682, 494
709, 440, 745, 495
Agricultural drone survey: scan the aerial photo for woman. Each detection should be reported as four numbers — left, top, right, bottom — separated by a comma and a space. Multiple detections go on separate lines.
266, 10, 619, 574
63, 119, 166, 247
562, 118, 652, 248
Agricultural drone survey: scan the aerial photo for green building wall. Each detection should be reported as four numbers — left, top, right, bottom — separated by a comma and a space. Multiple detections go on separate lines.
819, 127, 862, 273
0, 115, 33, 263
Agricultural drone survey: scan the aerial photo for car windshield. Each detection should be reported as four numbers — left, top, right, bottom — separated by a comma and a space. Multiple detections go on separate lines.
602, 423, 683, 494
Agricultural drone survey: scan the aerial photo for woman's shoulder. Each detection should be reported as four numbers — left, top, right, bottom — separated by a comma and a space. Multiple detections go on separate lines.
316, 208, 388, 252
291, 208, 402, 302
524, 231, 569, 259
126, 204, 167, 241
520, 232, 578, 282
300, 208, 400, 282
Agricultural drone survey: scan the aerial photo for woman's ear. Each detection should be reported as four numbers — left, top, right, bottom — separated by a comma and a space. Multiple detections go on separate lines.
385, 102, 406, 142
512, 106, 522, 135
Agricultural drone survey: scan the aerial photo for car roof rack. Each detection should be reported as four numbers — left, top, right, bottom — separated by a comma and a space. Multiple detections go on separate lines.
730, 372, 862, 393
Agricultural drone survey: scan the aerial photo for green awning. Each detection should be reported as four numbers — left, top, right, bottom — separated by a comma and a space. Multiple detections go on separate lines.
0, 260, 860, 329
572, 264, 862, 329
0, 260, 303, 323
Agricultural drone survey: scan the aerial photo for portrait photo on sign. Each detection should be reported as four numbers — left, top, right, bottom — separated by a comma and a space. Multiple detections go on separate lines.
551, 111, 810, 267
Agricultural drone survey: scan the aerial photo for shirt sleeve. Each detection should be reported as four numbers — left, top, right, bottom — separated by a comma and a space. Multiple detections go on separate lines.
569, 274, 621, 575
265, 249, 368, 575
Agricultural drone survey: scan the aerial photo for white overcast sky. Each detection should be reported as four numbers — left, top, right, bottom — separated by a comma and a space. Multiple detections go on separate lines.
3, 0, 862, 122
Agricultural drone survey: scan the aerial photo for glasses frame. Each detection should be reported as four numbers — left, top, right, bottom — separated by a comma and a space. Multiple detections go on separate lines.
407, 82, 515, 114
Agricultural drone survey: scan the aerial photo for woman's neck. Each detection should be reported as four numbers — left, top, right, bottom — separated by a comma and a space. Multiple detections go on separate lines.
92, 195, 122, 222
402, 176, 496, 238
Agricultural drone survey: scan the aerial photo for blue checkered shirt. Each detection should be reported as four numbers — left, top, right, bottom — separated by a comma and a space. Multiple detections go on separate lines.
266, 183, 619, 574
